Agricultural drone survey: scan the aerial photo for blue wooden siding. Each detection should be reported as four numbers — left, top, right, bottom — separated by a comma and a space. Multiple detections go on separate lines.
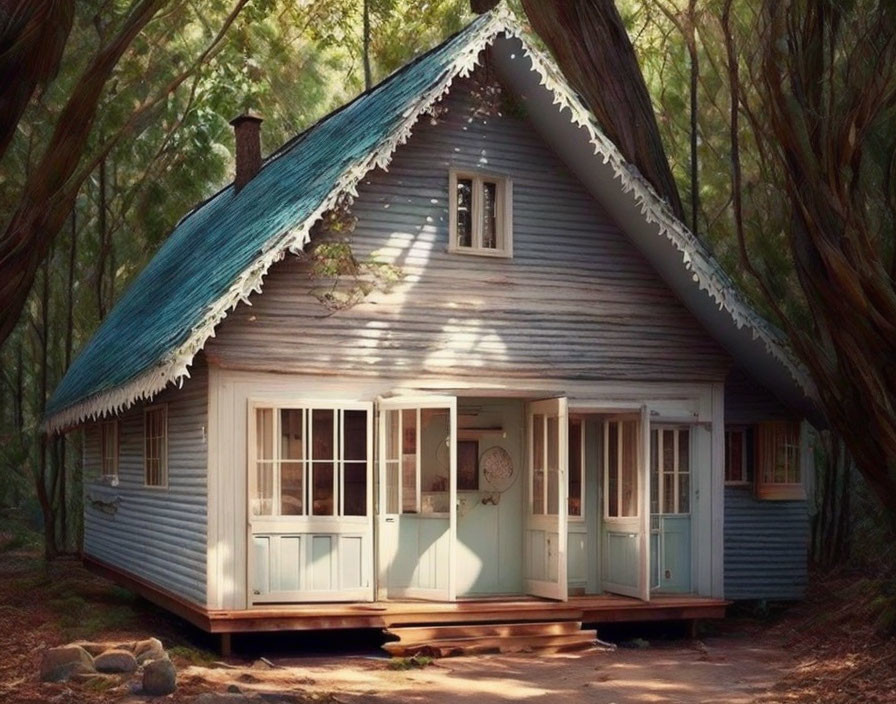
724, 367, 809, 601
82, 359, 208, 605
724, 487, 808, 600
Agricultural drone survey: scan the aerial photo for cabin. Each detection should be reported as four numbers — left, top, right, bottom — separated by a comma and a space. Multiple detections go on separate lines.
47, 11, 818, 655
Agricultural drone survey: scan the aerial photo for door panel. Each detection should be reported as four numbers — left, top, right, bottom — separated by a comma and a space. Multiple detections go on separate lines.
601, 406, 651, 601
247, 403, 374, 604
378, 396, 457, 601
525, 398, 568, 600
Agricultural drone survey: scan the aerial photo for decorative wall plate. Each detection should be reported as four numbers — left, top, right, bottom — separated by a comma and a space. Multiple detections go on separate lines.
480, 446, 514, 492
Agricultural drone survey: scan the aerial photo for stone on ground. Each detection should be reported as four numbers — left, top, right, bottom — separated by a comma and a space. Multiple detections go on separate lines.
134, 637, 165, 664
143, 657, 177, 695
94, 648, 138, 673
40, 645, 95, 682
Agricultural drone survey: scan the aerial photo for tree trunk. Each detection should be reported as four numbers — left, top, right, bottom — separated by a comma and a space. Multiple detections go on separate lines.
362, 0, 372, 91
521, 0, 685, 220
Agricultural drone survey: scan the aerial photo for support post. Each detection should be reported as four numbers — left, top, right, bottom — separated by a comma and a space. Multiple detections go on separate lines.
220, 632, 232, 658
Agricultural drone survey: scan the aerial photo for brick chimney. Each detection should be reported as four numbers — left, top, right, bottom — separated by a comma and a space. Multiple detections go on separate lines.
229, 113, 263, 194
470, 0, 500, 13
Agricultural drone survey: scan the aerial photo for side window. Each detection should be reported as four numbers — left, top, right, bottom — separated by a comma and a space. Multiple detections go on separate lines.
100, 420, 119, 483
144, 405, 168, 487
755, 421, 804, 500
449, 170, 512, 256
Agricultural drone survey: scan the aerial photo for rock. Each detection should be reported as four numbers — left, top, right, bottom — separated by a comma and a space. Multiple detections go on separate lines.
94, 648, 138, 673
40, 645, 95, 682
70, 641, 108, 657
143, 657, 177, 696
226, 684, 242, 693
134, 637, 165, 664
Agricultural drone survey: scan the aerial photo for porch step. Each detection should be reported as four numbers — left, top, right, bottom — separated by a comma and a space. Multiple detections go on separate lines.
383, 620, 597, 658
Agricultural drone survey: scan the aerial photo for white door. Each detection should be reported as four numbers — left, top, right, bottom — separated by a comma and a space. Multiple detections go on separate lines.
247, 402, 374, 603
601, 406, 651, 601
378, 396, 457, 601
525, 398, 568, 601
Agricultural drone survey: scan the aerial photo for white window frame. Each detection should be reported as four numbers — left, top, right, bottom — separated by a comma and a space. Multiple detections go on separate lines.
100, 419, 119, 484
568, 416, 585, 521
724, 425, 750, 486
448, 169, 513, 257
143, 404, 168, 489
248, 401, 372, 520
651, 426, 691, 515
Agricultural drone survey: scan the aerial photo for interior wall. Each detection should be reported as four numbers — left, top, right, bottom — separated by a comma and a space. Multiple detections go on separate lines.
455, 398, 524, 596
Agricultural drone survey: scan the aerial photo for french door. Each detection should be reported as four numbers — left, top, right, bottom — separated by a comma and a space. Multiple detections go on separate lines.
377, 396, 457, 601
247, 401, 374, 603
601, 406, 651, 601
525, 398, 568, 601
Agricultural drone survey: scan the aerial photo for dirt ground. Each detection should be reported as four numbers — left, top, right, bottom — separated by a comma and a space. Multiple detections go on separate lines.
1, 525, 894, 704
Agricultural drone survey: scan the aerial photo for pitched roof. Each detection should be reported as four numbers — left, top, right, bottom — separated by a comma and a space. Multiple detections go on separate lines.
46, 9, 815, 431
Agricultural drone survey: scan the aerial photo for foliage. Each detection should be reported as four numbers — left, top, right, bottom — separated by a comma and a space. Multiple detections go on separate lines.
388, 654, 435, 669
0, 0, 471, 554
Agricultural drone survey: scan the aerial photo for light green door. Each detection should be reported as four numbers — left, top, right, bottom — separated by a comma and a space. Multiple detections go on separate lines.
649, 426, 692, 593
378, 396, 457, 601
601, 407, 651, 601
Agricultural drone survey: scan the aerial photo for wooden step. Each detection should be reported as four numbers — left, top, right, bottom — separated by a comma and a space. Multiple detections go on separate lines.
383, 620, 597, 658
385, 620, 584, 644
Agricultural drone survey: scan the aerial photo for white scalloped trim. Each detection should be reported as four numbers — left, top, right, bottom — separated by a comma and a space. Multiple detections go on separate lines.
46, 8, 811, 433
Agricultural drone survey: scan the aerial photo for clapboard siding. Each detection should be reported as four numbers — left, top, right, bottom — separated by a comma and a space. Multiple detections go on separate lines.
723, 367, 809, 599
724, 486, 808, 600
206, 71, 730, 382
83, 358, 208, 605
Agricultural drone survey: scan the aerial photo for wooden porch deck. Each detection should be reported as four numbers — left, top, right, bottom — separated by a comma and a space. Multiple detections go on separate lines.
207, 594, 728, 634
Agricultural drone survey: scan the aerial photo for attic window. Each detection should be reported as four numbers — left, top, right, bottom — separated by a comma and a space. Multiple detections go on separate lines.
449, 170, 512, 257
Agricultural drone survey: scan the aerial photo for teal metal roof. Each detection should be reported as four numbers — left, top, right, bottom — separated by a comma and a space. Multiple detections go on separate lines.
47, 12, 503, 427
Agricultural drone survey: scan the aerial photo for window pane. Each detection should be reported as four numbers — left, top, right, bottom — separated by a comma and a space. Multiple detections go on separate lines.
312, 409, 334, 461
344, 462, 367, 516
456, 177, 473, 247
650, 430, 659, 514
402, 409, 417, 513
725, 430, 743, 482
280, 409, 303, 461
532, 414, 544, 515
343, 410, 367, 461
250, 461, 272, 515
663, 473, 675, 514
256, 408, 274, 461
281, 461, 304, 515
568, 419, 582, 516
312, 462, 334, 515
386, 410, 400, 461
481, 180, 497, 248
546, 415, 559, 515
421, 409, 450, 513
621, 420, 638, 517
607, 422, 618, 518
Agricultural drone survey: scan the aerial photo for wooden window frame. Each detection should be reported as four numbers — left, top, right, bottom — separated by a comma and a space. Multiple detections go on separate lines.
651, 426, 690, 515
143, 404, 168, 489
724, 425, 751, 486
754, 421, 805, 501
568, 416, 585, 521
249, 402, 371, 519
448, 169, 513, 258
603, 418, 640, 519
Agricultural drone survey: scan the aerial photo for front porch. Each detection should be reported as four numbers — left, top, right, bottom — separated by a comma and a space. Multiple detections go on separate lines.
207, 594, 729, 634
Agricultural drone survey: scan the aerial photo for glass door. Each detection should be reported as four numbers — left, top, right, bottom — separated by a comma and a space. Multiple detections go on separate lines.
601, 406, 651, 601
525, 397, 568, 601
650, 426, 692, 593
378, 396, 457, 601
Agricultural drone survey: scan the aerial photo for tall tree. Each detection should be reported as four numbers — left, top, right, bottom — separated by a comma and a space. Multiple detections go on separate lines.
525, 0, 896, 522
520, 0, 685, 220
